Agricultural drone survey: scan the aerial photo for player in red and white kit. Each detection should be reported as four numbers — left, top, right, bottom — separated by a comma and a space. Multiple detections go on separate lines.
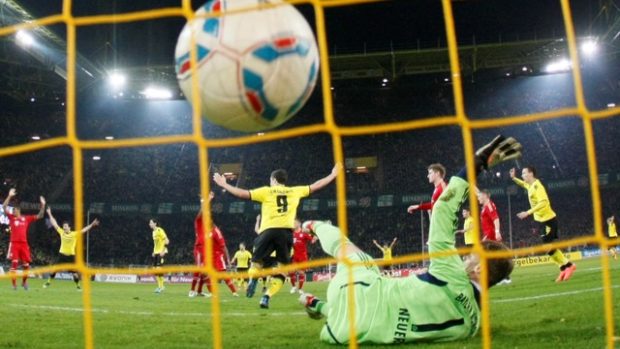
477, 189, 502, 242
478, 189, 511, 284
189, 192, 238, 297
2, 188, 46, 290
407, 163, 447, 215
289, 219, 317, 294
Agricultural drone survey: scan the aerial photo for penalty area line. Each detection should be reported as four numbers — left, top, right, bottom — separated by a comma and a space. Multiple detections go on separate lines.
493, 285, 620, 303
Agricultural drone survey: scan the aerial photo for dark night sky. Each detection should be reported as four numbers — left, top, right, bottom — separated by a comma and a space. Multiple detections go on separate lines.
14, 0, 600, 67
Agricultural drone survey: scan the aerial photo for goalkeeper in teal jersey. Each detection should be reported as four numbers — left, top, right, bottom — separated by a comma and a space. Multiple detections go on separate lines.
300, 136, 519, 345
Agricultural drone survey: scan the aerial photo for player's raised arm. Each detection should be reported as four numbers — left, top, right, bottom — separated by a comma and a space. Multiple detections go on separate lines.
372, 239, 382, 249
46, 207, 60, 230
81, 218, 100, 234
309, 163, 341, 193
389, 237, 398, 249
36, 196, 46, 219
3, 188, 16, 210
213, 173, 250, 199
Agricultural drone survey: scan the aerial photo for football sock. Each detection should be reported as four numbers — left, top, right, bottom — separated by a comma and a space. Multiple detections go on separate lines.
289, 272, 297, 286
73, 273, 80, 286
22, 264, 29, 284
198, 275, 206, 293
10, 260, 18, 287
49, 272, 56, 283
156, 276, 164, 289
298, 273, 305, 290
191, 273, 199, 291
549, 249, 570, 269
266, 275, 285, 297
224, 278, 237, 293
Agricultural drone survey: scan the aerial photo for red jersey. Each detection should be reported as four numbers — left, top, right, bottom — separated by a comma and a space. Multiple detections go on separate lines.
481, 200, 500, 241
7, 214, 37, 243
194, 214, 205, 247
292, 229, 314, 260
208, 225, 227, 261
417, 181, 447, 211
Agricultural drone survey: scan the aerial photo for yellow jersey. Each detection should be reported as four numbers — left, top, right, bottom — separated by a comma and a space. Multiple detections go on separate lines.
234, 250, 252, 268
152, 227, 168, 255
463, 216, 475, 245
250, 185, 310, 233
380, 247, 393, 260
56, 227, 78, 256
512, 178, 556, 222
609, 222, 617, 238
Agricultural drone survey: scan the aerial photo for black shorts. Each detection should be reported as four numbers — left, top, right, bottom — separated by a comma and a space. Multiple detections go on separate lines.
539, 217, 559, 243
153, 255, 165, 267
252, 228, 293, 265
58, 253, 76, 264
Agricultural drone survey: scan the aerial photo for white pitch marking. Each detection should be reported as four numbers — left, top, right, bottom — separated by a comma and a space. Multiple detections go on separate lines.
493, 285, 620, 303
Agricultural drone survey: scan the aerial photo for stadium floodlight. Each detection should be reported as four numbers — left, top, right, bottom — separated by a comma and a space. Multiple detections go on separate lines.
543, 58, 571, 73
31, 135, 40, 140
108, 72, 126, 90
105, 136, 114, 140
382, 78, 389, 83
522, 66, 528, 72
30, 97, 35, 102
580, 40, 598, 57
16, 30, 35, 47
142, 86, 173, 99
92, 156, 101, 161
608, 103, 616, 108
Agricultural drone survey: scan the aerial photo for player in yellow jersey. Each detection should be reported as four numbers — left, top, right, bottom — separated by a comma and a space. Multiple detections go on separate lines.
231, 243, 253, 290
372, 238, 397, 273
511, 166, 576, 282
213, 163, 341, 309
607, 216, 617, 260
150, 218, 169, 293
44, 207, 100, 289
456, 208, 475, 247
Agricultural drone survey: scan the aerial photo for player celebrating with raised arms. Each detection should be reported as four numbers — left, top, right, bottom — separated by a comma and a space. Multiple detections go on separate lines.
2, 188, 45, 290
298, 135, 519, 345
213, 163, 340, 309
510, 166, 576, 282
44, 207, 100, 289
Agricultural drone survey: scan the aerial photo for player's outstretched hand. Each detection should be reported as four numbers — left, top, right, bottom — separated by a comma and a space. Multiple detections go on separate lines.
212, 173, 227, 187
8, 188, 16, 197
40, 196, 46, 206
509, 168, 516, 178
407, 205, 419, 214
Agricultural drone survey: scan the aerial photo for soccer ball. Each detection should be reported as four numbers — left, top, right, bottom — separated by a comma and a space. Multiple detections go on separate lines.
174, 0, 319, 132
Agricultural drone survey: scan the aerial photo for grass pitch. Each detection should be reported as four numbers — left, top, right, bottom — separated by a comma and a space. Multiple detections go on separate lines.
0, 256, 619, 348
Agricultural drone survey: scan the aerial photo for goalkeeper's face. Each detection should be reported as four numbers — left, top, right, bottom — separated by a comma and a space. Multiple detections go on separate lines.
463, 254, 480, 278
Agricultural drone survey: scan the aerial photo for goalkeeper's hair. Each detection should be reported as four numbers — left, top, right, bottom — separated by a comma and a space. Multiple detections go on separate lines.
482, 240, 514, 287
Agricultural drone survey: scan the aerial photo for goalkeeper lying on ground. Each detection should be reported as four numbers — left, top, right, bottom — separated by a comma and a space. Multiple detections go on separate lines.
299, 135, 519, 344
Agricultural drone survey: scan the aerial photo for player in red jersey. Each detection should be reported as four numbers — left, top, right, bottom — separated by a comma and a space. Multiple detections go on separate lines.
407, 163, 447, 215
189, 192, 238, 297
478, 189, 511, 284
477, 189, 502, 242
2, 188, 46, 290
289, 218, 317, 294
